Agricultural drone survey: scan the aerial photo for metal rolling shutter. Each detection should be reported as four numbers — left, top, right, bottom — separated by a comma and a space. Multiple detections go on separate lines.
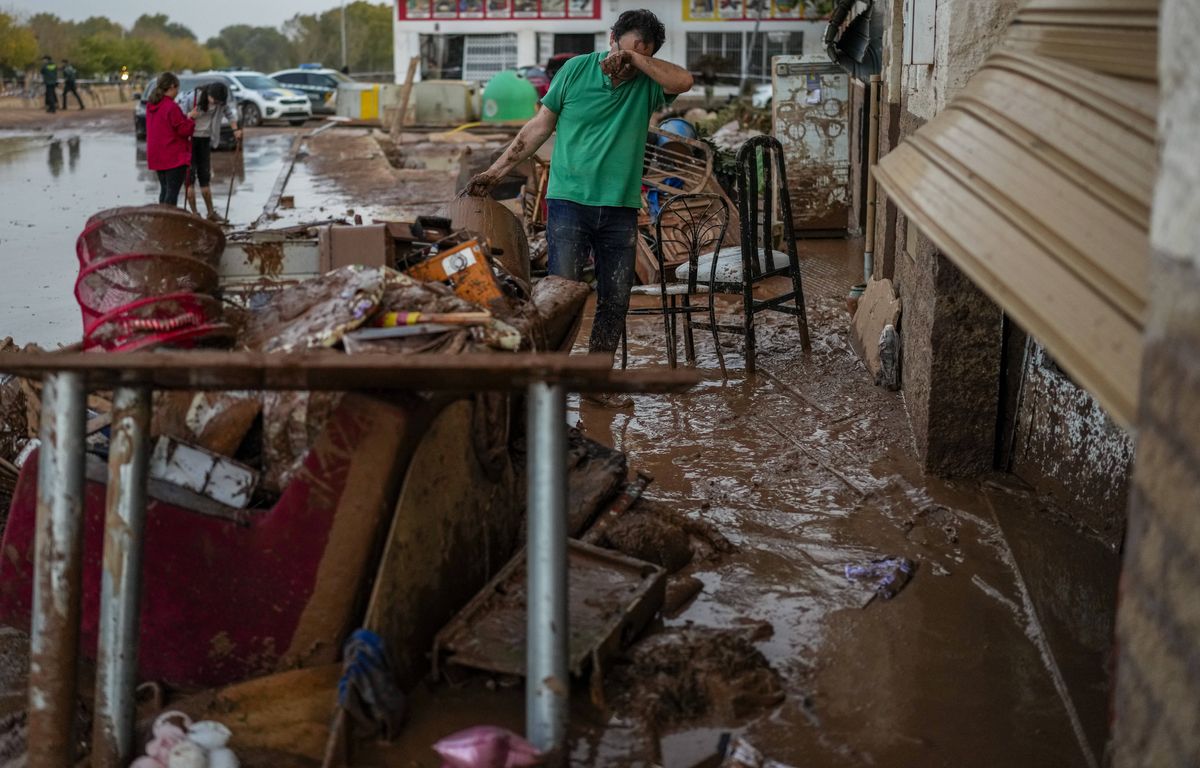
874, 0, 1158, 426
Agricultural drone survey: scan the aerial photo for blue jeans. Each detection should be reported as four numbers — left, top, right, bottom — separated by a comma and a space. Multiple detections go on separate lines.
546, 199, 638, 354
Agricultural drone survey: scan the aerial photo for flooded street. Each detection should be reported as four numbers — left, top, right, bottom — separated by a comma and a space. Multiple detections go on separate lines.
0, 119, 384, 349
0, 105, 1121, 768
381, 249, 1116, 767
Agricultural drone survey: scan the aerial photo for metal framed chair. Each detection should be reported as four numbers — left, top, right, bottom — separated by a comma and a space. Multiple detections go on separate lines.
687, 135, 812, 375
620, 193, 730, 371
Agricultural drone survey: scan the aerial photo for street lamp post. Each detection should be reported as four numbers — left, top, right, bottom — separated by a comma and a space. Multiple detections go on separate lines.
341, 1, 348, 71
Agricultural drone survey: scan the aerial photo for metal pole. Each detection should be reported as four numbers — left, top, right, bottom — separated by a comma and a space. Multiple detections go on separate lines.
91, 386, 151, 768
525, 381, 568, 756
28, 372, 87, 768
341, 1, 348, 71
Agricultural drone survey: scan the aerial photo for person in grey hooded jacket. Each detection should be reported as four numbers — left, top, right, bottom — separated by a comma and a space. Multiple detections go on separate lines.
177, 81, 242, 221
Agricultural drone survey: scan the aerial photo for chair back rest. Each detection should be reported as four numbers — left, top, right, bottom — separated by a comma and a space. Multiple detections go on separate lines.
735, 135, 799, 280
654, 193, 730, 293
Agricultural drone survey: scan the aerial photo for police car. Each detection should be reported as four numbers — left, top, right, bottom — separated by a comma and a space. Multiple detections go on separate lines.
269, 64, 355, 115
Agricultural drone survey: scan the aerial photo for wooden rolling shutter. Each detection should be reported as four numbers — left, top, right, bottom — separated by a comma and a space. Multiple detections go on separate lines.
874, 0, 1158, 426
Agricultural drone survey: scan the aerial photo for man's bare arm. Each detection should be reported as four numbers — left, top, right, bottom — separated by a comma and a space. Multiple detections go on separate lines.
463, 106, 559, 197
603, 50, 694, 95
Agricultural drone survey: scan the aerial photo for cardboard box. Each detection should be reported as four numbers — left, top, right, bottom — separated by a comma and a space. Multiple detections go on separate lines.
319, 224, 396, 272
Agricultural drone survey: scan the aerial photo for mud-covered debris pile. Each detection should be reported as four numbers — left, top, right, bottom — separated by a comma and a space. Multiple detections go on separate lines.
610, 623, 784, 726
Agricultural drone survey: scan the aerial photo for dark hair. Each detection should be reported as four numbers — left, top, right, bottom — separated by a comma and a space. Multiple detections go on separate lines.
207, 82, 229, 105
148, 72, 179, 105
612, 9, 665, 54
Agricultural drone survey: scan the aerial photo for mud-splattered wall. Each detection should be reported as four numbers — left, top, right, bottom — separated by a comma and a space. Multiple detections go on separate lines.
1010, 344, 1134, 548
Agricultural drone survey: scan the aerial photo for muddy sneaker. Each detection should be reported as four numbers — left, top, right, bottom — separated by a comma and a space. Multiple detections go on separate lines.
582, 392, 635, 409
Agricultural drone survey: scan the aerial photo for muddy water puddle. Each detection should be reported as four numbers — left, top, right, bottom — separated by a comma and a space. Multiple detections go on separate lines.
0, 129, 295, 347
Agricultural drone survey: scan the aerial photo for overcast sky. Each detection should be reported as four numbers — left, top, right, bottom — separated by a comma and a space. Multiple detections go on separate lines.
9, 0, 372, 41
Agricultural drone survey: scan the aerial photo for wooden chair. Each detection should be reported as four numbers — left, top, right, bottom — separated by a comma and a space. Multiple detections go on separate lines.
621, 193, 730, 371
686, 136, 812, 375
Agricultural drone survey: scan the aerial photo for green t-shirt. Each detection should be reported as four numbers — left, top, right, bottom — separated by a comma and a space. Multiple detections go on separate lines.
541, 51, 672, 209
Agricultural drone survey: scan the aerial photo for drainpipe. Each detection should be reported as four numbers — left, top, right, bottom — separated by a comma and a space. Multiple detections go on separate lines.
864, 73, 881, 283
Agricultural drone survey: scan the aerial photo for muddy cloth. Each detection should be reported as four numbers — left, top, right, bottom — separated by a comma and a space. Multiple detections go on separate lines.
338, 629, 407, 739
240, 265, 385, 352
612, 624, 783, 726
844, 556, 916, 600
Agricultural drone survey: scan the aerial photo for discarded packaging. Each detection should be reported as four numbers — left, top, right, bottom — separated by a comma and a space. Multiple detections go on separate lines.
432, 725, 542, 768
844, 556, 916, 600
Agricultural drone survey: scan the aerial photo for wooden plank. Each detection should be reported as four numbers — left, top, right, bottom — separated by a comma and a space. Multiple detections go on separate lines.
388, 56, 421, 142
0, 351, 698, 394
255, 133, 305, 228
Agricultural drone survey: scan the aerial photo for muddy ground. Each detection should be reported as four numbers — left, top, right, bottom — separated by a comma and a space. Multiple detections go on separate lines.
0, 101, 1119, 767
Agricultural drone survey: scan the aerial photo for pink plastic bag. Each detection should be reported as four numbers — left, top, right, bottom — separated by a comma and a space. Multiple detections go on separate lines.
433, 726, 543, 768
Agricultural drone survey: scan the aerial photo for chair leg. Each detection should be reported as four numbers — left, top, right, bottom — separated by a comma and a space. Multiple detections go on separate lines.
789, 260, 812, 355
661, 304, 676, 369
743, 284, 757, 375
620, 321, 628, 370
709, 290, 727, 381
682, 294, 696, 365
667, 296, 679, 369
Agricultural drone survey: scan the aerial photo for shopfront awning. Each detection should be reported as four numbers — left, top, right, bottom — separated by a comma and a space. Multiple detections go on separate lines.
874, 0, 1158, 426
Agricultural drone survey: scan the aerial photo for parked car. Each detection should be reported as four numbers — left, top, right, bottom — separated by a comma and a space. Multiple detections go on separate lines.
269, 65, 355, 115
195, 70, 312, 127
134, 75, 236, 148
516, 65, 550, 98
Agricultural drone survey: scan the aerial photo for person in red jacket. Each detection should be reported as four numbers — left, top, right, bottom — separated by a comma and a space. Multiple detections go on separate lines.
145, 72, 198, 206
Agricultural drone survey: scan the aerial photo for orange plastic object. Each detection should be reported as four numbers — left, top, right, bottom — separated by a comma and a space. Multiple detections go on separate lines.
405, 239, 505, 308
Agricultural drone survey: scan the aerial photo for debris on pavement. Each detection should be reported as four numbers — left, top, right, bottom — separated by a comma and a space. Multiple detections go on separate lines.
718, 735, 798, 768
611, 623, 783, 727
844, 556, 916, 600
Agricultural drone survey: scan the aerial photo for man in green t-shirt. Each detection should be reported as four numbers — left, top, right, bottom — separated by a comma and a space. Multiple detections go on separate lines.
465, 9, 693, 358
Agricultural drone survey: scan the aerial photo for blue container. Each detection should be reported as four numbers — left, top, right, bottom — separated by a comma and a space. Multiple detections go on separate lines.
656, 117, 697, 146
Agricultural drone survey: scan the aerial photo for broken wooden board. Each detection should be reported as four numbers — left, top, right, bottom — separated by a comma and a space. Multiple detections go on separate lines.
850, 277, 902, 382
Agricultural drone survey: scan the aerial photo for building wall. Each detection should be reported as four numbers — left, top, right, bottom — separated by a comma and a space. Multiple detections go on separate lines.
882, 0, 1017, 475
392, 0, 822, 84
1112, 0, 1200, 762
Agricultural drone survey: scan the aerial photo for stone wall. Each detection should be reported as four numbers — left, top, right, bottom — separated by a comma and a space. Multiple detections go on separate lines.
1112, 0, 1200, 762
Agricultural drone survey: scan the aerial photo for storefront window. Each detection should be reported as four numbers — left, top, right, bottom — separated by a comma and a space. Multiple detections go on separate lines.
686, 31, 805, 82
401, 0, 599, 19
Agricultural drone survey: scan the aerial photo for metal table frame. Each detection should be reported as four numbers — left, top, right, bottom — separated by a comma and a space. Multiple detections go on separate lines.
0, 350, 696, 768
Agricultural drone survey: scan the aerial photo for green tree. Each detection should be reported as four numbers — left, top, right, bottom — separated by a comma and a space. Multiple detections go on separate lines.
132, 13, 196, 41
285, 2, 393, 74
0, 12, 38, 73
205, 24, 294, 72
27, 13, 76, 60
